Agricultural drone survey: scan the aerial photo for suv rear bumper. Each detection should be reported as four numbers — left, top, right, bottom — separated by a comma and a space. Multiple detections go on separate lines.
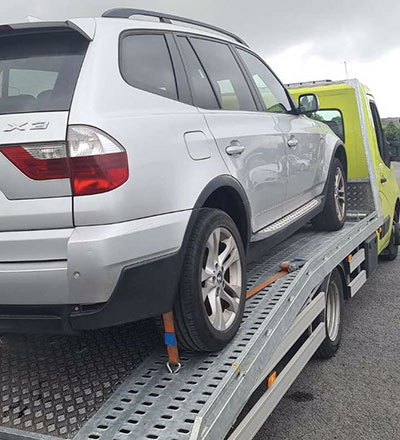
0, 210, 191, 333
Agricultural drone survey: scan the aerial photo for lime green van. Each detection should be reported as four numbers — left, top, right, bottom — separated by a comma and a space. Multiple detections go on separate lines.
288, 79, 400, 258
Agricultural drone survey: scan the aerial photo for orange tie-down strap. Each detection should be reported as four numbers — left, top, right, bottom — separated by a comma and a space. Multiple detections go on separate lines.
246, 270, 287, 300
163, 259, 307, 369
163, 311, 181, 369
246, 258, 306, 299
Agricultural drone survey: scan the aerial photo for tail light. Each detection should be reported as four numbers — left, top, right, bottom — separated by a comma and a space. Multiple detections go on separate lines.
0, 126, 129, 196
67, 126, 129, 196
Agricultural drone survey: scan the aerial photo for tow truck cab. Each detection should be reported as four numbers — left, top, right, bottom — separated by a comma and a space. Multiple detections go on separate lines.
288, 80, 400, 254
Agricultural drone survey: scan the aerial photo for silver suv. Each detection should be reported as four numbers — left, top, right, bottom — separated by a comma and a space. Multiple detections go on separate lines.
0, 9, 347, 351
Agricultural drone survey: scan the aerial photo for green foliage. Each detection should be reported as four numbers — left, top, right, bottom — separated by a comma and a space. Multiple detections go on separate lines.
310, 112, 324, 122
384, 121, 400, 142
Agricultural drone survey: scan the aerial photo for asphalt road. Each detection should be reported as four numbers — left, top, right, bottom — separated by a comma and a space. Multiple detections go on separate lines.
256, 163, 400, 440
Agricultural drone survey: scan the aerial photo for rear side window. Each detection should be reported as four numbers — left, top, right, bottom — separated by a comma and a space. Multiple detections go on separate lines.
176, 37, 219, 110
237, 49, 291, 114
190, 38, 256, 112
120, 34, 178, 100
310, 109, 345, 141
0, 30, 88, 115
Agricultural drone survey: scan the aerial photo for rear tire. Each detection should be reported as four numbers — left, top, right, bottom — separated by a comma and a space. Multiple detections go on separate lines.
313, 158, 346, 231
317, 269, 344, 359
174, 209, 246, 352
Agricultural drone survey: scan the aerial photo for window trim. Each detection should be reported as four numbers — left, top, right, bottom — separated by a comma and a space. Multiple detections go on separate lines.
173, 34, 219, 110
232, 45, 297, 115
369, 98, 391, 168
311, 108, 346, 143
118, 29, 192, 105
175, 31, 261, 112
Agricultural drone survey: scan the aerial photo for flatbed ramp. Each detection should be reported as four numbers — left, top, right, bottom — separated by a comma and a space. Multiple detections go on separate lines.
0, 213, 380, 440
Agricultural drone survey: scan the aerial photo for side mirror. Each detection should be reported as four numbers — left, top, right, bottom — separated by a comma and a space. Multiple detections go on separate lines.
389, 140, 400, 162
298, 94, 319, 114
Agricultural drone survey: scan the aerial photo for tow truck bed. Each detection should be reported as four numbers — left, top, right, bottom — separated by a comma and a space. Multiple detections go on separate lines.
0, 200, 381, 440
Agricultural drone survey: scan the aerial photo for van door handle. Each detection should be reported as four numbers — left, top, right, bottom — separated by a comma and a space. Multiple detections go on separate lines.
226, 141, 245, 156
381, 177, 387, 184
287, 136, 299, 148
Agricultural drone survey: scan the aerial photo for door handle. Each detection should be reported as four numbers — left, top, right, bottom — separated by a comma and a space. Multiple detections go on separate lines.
287, 137, 299, 148
381, 177, 387, 184
226, 141, 245, 156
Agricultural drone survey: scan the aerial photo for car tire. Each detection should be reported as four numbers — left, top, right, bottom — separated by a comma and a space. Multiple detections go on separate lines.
312, 158, 346, 231
174, 209, 246, 352
317, 269, 344, 359
380, 211, 399, 261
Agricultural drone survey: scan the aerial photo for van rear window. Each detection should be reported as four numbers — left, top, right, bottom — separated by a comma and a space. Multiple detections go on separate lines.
0, 30, 88, 115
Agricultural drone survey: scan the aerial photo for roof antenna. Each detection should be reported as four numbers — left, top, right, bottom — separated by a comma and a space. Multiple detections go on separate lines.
27, 16, 42, 22
344, 61, 349, 79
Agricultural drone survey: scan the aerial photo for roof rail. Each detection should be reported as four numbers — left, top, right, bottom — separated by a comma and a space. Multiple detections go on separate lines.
102, 8, 249, 47
285, 79, 345, 89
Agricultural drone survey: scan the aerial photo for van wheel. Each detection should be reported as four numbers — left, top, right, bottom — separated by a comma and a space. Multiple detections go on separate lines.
174, 209, 246, 352
380, 211, 399, 261
317, 269, 344, 359
313, 158, 346, 231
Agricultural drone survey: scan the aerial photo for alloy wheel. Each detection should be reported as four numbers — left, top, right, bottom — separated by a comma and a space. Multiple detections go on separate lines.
326, 277, 341, 341
201, 227, 242, 331
334, 166, 346, 221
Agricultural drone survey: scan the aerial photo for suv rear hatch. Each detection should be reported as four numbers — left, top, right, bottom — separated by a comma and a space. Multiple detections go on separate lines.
0, 27, 89, 233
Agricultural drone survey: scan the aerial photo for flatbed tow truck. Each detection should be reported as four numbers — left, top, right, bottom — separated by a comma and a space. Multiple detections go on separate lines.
0, 80, 396, 440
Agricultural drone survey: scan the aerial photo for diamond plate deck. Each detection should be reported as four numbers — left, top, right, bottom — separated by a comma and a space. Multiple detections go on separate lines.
0, 320, 161, 439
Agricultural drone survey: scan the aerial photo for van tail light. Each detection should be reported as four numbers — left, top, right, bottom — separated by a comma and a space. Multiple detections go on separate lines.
0, 126, 129, 196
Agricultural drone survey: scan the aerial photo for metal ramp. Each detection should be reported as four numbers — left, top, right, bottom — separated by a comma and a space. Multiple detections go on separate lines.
0, 211, 380, 440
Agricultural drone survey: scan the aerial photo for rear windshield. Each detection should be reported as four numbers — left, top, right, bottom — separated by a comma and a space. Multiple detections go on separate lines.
0, 30, 88, 115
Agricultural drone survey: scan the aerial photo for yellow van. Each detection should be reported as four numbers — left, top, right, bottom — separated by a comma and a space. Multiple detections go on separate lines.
288, 79, 400, 259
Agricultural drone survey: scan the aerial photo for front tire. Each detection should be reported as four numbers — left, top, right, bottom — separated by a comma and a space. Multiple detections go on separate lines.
380, 210, 399, 261
174, 209, 246, 352
313, 158, 346, 231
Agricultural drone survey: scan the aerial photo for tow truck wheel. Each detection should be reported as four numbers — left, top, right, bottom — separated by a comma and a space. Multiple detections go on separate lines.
317, 268, 344, 359
174, 209, 246, 352
380, 210, 399, 261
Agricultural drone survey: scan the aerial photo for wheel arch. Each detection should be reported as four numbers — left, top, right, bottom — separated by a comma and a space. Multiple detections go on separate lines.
317, 263, 348, 301
394, 197, 400, 219
335, 262, 350, 300
333, 142, 348, 177
193, 175, 252, 252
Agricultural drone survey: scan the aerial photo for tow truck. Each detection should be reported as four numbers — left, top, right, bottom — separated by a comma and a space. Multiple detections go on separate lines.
0, 79, 398, 440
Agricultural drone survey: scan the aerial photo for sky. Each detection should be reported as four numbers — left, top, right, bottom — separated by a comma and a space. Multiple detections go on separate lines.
2, 0, 400, 117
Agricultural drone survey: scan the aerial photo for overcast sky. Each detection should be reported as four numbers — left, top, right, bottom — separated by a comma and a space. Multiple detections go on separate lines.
2, 0, 400, 117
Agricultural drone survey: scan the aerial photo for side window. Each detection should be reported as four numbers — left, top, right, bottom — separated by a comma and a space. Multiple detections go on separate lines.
176, 37, 219, 110
370, 101, 391, 167
309, 109, 345, 141
237, 49, 291, 113
190, 38, 256, 112
120, 34, 178, 100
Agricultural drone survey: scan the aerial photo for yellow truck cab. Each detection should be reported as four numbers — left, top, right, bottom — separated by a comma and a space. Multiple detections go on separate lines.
288, 79, 400, 259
